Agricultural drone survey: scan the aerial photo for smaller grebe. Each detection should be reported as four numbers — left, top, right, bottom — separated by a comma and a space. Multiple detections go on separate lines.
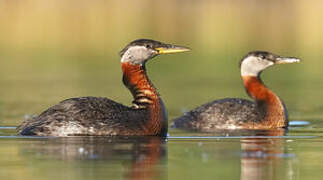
17, 39, 190, 136
172, 51, 299, 131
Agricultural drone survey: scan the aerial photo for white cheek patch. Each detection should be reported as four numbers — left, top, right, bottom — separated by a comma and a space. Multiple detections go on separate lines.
241, 56, 274, 76
121, 46, 150, 63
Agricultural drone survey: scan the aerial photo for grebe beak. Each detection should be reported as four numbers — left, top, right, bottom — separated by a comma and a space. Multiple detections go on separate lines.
275, 57, 300, 64
155, 44, 191, 54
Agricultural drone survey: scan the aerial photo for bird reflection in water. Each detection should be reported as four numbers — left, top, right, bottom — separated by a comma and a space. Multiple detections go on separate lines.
240, 129, 296, 180
19, 136, 166, 180
126, 137, 166, 180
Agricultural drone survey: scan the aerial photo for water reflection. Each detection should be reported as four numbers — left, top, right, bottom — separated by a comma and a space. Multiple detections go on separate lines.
240, 129, 296, 180
126, 137, 166, 180
18, 136, 166, 180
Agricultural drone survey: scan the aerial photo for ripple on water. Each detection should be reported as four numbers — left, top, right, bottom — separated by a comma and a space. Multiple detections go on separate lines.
167, 135, 316, 140
0, 126, 17, 129
0, 125, 316, 140
289, 121, 310, 126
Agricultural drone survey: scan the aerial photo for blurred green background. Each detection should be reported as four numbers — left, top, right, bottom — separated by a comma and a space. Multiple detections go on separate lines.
0, 0, 322, 126
1, 1, 323, 180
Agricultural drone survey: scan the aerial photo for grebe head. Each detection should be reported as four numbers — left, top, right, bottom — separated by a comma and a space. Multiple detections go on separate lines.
120, 39, 190, 65
240, 51, 300, 77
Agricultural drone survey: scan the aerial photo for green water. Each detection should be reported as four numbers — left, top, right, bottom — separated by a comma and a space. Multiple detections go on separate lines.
1, 0, 323, 179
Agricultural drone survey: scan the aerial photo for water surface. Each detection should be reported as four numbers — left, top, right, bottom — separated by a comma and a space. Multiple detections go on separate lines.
1, 124, 323, 180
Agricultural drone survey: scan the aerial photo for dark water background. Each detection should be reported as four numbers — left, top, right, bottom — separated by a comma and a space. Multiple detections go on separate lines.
0, 1, 323, 179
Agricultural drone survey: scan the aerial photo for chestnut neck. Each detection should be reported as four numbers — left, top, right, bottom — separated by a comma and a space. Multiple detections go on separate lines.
242, 75, 287, 128
121, 62, 167, 135
122, 62, 159, 108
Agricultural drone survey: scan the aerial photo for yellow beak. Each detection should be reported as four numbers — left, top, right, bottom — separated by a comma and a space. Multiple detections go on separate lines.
275, 57, 300, 64
155, 45, 191, 54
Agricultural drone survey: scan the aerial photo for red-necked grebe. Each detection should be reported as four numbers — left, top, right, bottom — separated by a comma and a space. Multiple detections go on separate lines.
17, 39, 190, 136
172, 51, 299, 131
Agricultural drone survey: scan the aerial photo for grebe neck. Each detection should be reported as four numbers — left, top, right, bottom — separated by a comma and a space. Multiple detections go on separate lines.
242, 76, 287, 128
122, 62, 159, 109
122, 62, 167, 135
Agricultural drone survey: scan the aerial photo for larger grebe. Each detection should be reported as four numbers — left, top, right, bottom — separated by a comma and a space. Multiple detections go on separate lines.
172, 51, 299, 131
17, 39, 190, 136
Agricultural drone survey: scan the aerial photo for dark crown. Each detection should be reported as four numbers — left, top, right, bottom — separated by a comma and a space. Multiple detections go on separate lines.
119, 39, 163, 57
